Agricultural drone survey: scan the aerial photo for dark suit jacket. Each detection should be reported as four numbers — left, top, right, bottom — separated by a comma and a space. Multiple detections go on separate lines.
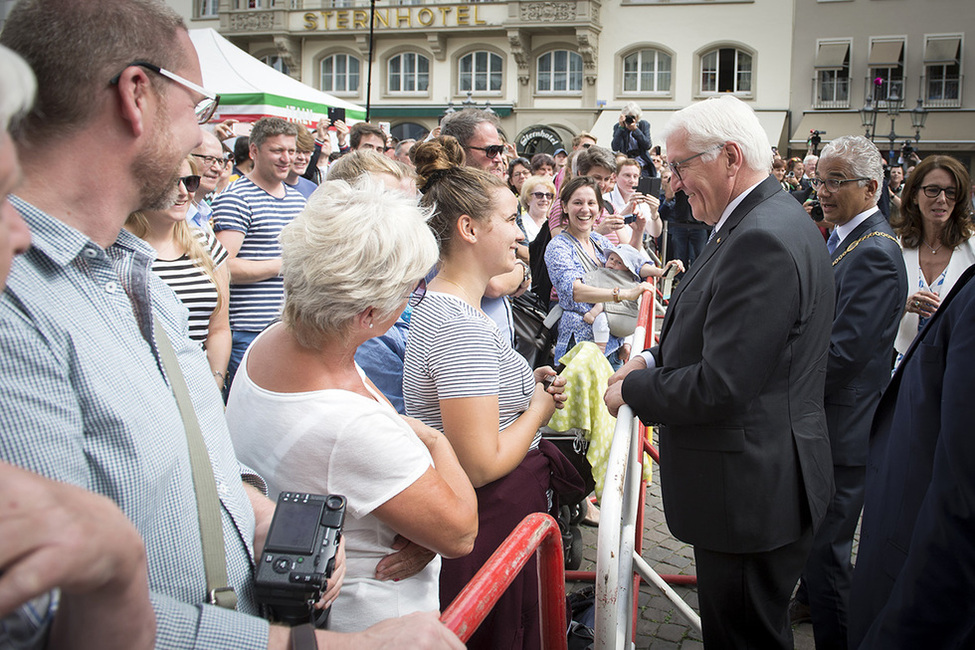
621, 176, 835, 554
825, 211, 906, 466
849, 264, 975, 649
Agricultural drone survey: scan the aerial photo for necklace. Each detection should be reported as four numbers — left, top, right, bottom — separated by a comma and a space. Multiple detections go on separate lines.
923, 238, 944, 255
436, 276, 479, 306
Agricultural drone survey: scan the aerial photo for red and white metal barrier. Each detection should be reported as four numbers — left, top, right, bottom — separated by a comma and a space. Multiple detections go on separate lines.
440, 513, 568, 649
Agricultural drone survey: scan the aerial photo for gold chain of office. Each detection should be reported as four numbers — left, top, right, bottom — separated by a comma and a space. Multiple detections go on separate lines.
832, 231, 899, 267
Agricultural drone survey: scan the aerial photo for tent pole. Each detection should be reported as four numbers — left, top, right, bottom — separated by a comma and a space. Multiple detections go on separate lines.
366, 0, 376, 122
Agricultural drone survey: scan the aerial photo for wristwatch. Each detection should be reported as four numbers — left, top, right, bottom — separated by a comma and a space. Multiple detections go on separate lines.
613, 287, 622, 303
291, 624, 318, 650
516, 259, 531, 284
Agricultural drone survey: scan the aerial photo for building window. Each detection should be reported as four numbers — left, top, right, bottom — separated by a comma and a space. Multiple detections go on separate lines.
321, 54, 360, 94
814, 41, 850, 109
388, 52, 429, 93
260, 55, 289, 76
700, 47, 752, 94
924, 36, 961, 107
867, 39, 905, 104
536, 50, 583, 93
198, 0, 219, 17
622, 49, 672, 94
459, 52, 503, 93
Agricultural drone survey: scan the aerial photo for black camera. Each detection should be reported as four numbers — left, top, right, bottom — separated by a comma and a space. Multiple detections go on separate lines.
808, 198, 825, 222
255, 492, 346, 627
901, 140, 915, 155
625, 115, 636, 125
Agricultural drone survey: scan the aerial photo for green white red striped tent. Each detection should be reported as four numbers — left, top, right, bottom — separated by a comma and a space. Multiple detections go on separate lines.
189, 28, 366, 128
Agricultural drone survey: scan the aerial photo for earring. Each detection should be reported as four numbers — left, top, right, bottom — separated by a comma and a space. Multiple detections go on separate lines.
369, 322, 374, 329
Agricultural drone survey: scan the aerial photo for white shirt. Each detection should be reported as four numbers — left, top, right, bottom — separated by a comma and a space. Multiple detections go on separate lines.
830, 207, 878, 249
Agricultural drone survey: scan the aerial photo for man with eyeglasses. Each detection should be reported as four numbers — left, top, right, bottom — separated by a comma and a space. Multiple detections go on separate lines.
187, 130, 230, 229
605, 95, 835, 650
0, 1, 463, 649
788, 135, 906, 650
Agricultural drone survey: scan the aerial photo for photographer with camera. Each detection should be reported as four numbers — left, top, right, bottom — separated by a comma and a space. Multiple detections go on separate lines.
611, 102, 657, 178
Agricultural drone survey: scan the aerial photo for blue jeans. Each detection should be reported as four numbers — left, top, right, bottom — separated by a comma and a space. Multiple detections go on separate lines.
669, 224, 709, 271
225, 329, 260, 399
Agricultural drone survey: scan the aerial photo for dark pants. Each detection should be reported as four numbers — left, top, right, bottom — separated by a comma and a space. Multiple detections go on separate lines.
796, 465, 866, 650
694, 527, 814, 650
669, 224, 709, 271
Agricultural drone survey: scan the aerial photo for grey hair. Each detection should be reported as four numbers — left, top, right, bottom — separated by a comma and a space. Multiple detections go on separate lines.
279, 176, 438, 347
658, 95, 772, 174
440, 108, 501, 147
818, 135, 884, 203
803, 154, 819, 166
0, 45, 36, 131
621, 102, 642, 119
576, 145, 617, 176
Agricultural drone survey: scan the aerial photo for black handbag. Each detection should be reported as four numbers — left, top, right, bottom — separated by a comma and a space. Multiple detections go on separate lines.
511, 290, 558, 369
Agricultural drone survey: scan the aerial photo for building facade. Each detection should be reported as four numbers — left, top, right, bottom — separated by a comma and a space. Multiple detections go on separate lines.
791, 0, 972, 169
167, 0, 794, 155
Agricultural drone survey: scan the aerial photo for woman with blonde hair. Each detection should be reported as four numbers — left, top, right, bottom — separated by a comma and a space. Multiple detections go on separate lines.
403, 137, 582, 650
226, 176, 477, 631
126, 156, 231, 389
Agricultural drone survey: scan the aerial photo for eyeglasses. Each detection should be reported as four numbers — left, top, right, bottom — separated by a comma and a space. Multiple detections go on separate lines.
191, 153, 233, 167
531, 192, 555, 200
178, 175, 201, 194
110, 61, 220, 124
809, 177, 870, 192
467, 144, 506, 159
668, 144, 724, 182
407, 277, 427, 308
511, 170, 532, 178
920, 185, 958, 201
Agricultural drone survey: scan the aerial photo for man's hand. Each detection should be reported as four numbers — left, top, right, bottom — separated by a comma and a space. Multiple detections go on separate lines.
0, 462, 155, 649
345, 611, 465, 649
604, 356, 647, 417
213, 119, 237, 142
374, 536, 436, 582
315, 537, 346, 609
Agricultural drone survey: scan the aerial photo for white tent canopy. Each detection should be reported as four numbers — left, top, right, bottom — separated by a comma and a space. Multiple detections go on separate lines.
189, 28, 365, 127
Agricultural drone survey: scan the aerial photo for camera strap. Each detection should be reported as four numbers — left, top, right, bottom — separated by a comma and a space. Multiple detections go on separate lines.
153, 317, 238, 610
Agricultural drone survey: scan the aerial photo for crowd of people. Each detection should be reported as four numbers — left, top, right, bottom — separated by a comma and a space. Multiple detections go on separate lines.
2, 1, 975, 649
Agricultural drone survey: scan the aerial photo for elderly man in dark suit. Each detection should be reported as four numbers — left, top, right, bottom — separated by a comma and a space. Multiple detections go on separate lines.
789, 135, 907, 650
849, 184, 975, 648
604, 95, 835, 649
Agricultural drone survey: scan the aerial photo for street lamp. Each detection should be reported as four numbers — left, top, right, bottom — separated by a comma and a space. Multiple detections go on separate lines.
859, 93, 928, 164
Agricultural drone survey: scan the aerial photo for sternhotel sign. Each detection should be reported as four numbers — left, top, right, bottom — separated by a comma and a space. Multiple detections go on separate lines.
301, 5, 493, 30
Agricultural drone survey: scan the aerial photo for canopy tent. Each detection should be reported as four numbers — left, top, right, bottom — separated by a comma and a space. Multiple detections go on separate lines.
189, 28, 366, 127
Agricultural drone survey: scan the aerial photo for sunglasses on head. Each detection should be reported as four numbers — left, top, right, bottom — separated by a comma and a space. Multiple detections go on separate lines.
178, 175, 201, 194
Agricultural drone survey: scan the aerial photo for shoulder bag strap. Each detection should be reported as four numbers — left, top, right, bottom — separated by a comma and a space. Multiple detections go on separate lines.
152, 316, 238, 610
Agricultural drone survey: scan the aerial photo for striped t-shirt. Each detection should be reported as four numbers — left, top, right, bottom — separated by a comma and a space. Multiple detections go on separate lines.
403, 292, 540, 449
151, 228, 228, 344
212, 177, 306, 331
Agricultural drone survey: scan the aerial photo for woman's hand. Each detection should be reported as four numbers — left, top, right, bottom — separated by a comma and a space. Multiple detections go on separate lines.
906, 290, 941, 319
624, 281, 655, 301
595, 213, 624, 235
374, 535, 437, 582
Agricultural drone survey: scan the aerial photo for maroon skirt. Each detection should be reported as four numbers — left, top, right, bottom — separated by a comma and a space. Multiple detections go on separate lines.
439, 439, 584, 650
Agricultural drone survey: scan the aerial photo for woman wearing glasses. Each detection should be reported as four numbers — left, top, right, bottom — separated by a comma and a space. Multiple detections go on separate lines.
403, 137, 580, 650
893, 155, 975, 362
125, 156, 232, 390
225, 177, 477, 632
519, 175, 556, 244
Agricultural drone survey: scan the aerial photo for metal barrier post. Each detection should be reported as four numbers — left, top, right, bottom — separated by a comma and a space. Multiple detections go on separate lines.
440, 513, 568, 650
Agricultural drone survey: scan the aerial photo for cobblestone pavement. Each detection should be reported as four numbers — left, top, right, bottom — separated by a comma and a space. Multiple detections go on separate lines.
570, 457, 821, 649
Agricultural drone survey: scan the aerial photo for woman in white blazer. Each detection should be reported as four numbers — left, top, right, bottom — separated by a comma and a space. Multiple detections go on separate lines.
894, 155, 975, 359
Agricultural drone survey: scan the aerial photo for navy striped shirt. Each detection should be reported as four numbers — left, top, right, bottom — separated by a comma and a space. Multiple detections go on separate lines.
212, 177, 305, 331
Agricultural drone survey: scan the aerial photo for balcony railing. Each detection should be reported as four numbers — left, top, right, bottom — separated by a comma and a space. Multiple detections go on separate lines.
921, 74, 963, 108
811, 76, 850, 110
